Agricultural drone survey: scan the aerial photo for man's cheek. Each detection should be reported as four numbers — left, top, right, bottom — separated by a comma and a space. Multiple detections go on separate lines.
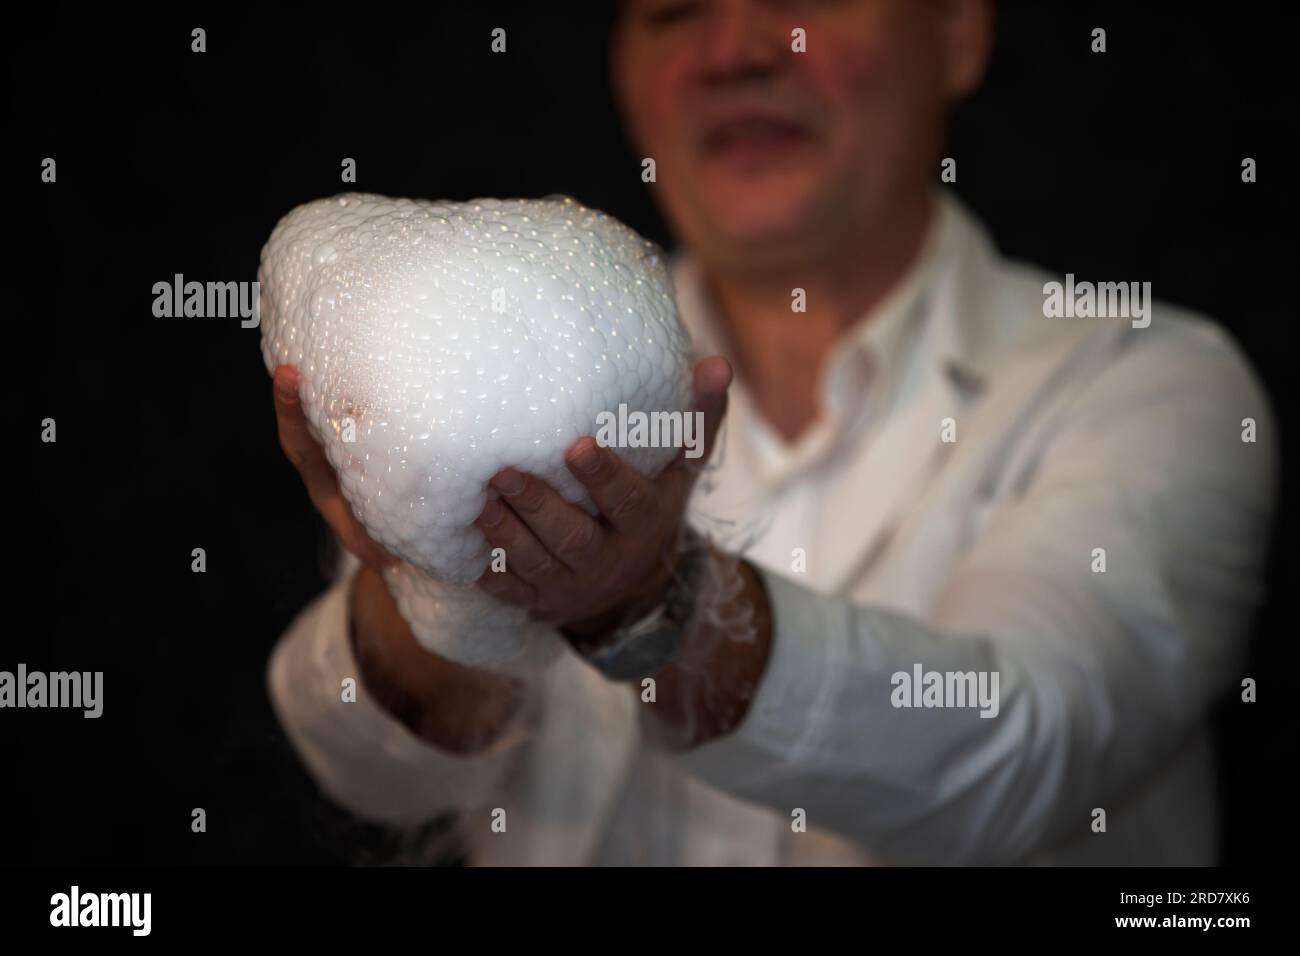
807, 34, 889, 106
815, 41, 923, 157
644, 94, 696, 178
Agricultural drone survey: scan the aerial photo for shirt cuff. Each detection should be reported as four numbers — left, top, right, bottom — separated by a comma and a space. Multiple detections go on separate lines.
672, 567, 839, 790
267, 567, 533, 827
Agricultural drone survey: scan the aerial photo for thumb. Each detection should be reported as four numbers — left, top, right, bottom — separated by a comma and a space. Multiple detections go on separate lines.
672, 355, 732, 495
693, 355, 733, 462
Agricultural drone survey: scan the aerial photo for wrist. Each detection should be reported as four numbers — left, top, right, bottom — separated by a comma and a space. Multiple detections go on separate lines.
563, 528, 710, 681
348, 566, 522, 754
644, 556, 775, 749
561, 556, 678, 650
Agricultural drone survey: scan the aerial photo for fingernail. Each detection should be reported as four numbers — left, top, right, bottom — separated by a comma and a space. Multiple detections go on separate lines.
479, 498, 505, 527
492, 469, 526, 496
570, 441, 601, 474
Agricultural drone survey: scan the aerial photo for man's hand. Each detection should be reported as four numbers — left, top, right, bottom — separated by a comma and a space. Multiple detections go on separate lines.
272, 365, 398, 573
272, 356, 757, 752
272, 364, 522, 754
473, 356, 733, 640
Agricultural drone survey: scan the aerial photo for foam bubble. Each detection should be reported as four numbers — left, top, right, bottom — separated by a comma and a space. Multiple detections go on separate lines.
259, 193, 693, 672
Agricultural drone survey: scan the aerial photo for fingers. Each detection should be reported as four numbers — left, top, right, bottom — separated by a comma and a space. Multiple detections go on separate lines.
472, 497, 586, 618
272, 365, 395, 571
565, 438, 659, 536
273, 366, 328, 480
474, 492, 568, 582
486, 468, 605, 570
564, 355, 733, 529
475, 565, 537, 607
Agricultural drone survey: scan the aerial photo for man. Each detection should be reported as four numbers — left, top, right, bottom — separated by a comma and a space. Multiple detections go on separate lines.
267, 0, 1276, 864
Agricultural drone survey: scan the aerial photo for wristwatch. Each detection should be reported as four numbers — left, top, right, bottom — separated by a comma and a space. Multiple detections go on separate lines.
579, 530, 709, 682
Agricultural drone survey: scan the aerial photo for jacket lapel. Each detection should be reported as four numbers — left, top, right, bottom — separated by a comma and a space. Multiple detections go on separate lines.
811, 195, 1000, 594
811, 351, 969, 595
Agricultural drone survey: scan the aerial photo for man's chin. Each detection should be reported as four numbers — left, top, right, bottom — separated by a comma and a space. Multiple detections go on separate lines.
695, 198, 826, 263
706, 174, 816, 218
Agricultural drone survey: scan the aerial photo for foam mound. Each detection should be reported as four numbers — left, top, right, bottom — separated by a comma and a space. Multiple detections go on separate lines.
259, 193, 692, 673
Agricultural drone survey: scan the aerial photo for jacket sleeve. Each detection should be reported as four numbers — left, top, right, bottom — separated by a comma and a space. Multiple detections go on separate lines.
672, 327, 1278, 864
267, 554, 538, 828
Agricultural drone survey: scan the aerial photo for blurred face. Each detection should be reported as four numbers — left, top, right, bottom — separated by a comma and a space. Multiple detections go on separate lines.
613, 0, 990, 271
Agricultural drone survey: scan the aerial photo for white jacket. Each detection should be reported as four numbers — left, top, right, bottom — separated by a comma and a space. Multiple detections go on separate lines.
268, 192, 1277, 865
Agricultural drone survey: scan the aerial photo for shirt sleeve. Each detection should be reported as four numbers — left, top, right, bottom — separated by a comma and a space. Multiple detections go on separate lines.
672, 325, 1278, 864
267, 556, 537, 828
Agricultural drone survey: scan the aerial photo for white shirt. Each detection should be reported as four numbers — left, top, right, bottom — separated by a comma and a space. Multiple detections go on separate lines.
268, 192, 1277, 865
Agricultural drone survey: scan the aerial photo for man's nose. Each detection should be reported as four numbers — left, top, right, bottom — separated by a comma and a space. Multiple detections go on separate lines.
696, 0, 787, 86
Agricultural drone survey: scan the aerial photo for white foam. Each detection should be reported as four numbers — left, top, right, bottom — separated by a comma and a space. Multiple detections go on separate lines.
259, 193, 693, 673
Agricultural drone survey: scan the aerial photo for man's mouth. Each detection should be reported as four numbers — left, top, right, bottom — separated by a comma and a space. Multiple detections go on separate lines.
700, 115, 815, 165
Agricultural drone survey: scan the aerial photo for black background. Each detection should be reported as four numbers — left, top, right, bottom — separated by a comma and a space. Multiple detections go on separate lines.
6, 2, 1295, 867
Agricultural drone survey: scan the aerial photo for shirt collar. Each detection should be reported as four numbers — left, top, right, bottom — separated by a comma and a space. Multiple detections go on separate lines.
822, 191, 956, 413
672, 190, 961, 359
668, 190, 1000, 480
924, 190, 1017, 394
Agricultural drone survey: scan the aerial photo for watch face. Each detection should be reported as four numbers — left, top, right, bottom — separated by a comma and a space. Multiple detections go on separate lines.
594, 623, 684, 682
592, 542, 706, 681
